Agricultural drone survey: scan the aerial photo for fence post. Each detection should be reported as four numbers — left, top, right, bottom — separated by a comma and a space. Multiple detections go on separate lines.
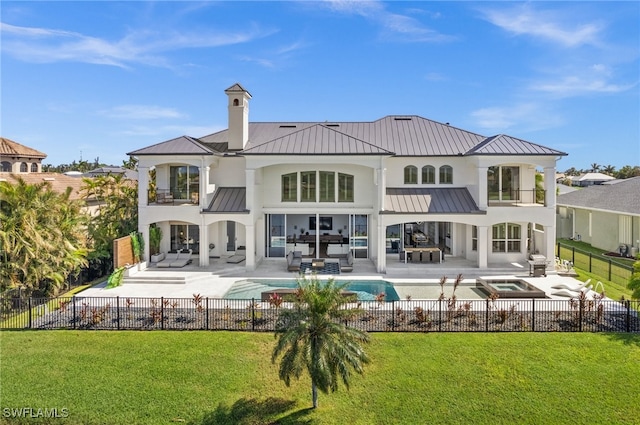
608, 259, 612, 281
578, 299, 583, 332
531, 298, 535, 332
485, 298, 489, 332
626, 300, 631, 333
28, 297, 32, 329
572, 247, 575, 265
556, 242, 560, 258
391, 300, 395, 330
251, 298, 256, 331
72, 296, 76, 330
589, 253, 592, 272
206, 297, 209, 331
161, 297, 164, 330
438, 299, 442, 332
117, 296, 120, 330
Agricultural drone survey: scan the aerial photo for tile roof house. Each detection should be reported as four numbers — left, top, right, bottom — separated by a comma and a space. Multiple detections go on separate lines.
128, 83, 567, 272
557, 177, 640, 256
0, 137, 46, 173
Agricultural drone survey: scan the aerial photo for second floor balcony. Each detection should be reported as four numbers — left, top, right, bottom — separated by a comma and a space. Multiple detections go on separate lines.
148, 188, 199, 206
488, 189, 546, 207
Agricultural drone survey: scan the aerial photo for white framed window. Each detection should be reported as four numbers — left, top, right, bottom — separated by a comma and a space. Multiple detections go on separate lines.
492, 223, 521, 253
439, 165, 453, 184
422, 165, 435, 184
404, 166, 418, 184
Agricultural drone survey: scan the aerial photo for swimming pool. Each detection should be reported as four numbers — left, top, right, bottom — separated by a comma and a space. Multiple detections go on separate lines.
223, 279, 400, 302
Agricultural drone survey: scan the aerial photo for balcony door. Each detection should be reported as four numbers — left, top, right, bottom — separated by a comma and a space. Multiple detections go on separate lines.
488, 166, 520, 202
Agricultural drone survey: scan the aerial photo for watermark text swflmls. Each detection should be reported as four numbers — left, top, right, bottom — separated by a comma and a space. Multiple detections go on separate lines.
2, 407, 69, 418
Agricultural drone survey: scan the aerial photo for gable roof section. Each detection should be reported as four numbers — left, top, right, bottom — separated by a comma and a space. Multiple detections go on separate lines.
0, 137, 47, 158
466, 134, 567, 156
127, 136, 218, 156
204, 187, 248, 213
557, 177, 640, 216
383, 187, 484, 214
242, 124, 393, 155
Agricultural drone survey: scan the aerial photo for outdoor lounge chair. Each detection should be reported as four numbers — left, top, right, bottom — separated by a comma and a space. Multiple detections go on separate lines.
551, 279, 591, 291
287, 251, 302, 272
226, 249, 246, 264
551, 286, 592, 298
339, 252, 353, 272
156, 250, 192, 268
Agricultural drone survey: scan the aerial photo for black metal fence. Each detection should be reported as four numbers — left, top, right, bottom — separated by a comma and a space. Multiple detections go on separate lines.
556, 242, 634, 287
2, 295, 638, 333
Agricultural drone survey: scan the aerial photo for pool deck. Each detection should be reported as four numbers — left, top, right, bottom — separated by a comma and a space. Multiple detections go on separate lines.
78, 254, 606, 302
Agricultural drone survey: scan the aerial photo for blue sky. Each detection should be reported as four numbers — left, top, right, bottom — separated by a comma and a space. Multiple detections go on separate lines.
1, 1, 638, 171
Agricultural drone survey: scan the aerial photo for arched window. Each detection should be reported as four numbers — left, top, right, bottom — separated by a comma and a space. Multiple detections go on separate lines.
1, 161, 10, 172
233, 98, 239, 106
421, 165, 435, 184
439, 165, 453, 184
404, 166, 418, 184
20, 162, 28, 172
31, 163, 38, 173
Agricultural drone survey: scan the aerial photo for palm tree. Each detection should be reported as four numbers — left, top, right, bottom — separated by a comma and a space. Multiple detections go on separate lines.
0, 178, 88, 295
602, 165, 616, 176
272, 276, 370, 409
590, 163, 600, 173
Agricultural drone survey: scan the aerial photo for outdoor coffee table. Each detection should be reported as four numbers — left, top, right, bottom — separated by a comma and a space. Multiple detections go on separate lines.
311, 259, 325, 269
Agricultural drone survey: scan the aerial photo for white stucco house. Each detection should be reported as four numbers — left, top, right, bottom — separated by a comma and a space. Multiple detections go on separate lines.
127, 84, 566, 273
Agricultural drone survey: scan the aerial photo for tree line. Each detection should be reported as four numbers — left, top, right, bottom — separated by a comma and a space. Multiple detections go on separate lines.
0, 173, 137, 297
562, 163, 640, 179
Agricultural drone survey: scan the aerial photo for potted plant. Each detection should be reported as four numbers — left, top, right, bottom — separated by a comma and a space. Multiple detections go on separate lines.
149, 226, 164, 263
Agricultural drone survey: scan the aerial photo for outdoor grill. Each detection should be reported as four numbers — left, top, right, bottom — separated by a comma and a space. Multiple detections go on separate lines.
528, 254, 547, 277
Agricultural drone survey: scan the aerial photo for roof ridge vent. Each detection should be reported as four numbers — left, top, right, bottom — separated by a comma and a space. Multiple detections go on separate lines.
394, 117, 412, 121
279, 124, 297, 128
325, 123, 340, 127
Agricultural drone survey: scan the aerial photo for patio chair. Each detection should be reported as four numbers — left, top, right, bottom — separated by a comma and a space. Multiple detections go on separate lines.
551, 279, 591, 291
226, 249, 246, 264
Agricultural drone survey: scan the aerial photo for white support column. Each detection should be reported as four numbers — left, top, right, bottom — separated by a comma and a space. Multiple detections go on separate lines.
138, 166, 149, 207
200, 165, 210, 209
377, 167, 386, 212
245, 224, 256, 271
245, 169, 255, 212
543, 225, 555, 269
377, 216, 386, 273
477, 166, 488, 210
199, 221, 209, 267
544, 166, 555, 208
478, 225, 488, 268
141, 224, 150, 264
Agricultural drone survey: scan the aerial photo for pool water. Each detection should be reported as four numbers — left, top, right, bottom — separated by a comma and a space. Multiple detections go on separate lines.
223, 279, 400, 302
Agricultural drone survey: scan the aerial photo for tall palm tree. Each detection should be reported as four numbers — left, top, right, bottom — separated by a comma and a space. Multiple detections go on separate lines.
602, 165, 616, 176
590, 163, 600, 173
272, 276, 370, 409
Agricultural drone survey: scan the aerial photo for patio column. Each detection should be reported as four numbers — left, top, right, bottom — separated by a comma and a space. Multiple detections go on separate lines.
245, 169, 255, 212
544, 166, 555, 208
477, 166, 488, 210
377, 217, 386, 273
543, 225, 555, 269
245, 224, 256, 271
138, 166, 149, 206
140, 224, 150, 265
477, 225, 488, 268
199, 222, 209, 267
200, 165, 209, 208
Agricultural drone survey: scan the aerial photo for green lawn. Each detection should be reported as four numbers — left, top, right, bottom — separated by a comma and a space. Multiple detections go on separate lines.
1, 331, 638, 424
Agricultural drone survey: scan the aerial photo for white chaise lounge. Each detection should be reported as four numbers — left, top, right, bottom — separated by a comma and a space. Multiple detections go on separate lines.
157, 250, 192, 268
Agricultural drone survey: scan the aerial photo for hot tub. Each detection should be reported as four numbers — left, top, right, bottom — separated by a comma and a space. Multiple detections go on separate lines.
477, 278, 546, 299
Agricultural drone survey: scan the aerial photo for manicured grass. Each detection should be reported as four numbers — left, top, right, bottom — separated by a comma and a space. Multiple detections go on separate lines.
1, 331, 638, 424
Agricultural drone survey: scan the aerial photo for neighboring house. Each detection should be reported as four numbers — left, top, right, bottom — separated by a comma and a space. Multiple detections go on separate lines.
557, 177, 640, 257
128, 84, 566, 273
84, 166, 138, 180
0, 137, 46, 173
570, 172, 615, 187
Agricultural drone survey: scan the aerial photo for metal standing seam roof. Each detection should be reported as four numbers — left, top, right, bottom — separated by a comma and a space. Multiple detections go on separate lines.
383, 187, 485, 214
466, 134, 567, 156
127, 136, 219, 156
557, 177, 640, 215
241, 124, 393, 155
131, 115, 567, 158
204, 187, 248, 213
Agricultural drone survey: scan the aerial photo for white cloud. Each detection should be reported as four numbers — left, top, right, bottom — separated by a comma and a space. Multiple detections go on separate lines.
321, 0, 453, 42
471, 103, 564, 133
529, 64, 637, 97
99, 105, 186, 120
0, 21, 275, 68
480, 5, 603, 47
